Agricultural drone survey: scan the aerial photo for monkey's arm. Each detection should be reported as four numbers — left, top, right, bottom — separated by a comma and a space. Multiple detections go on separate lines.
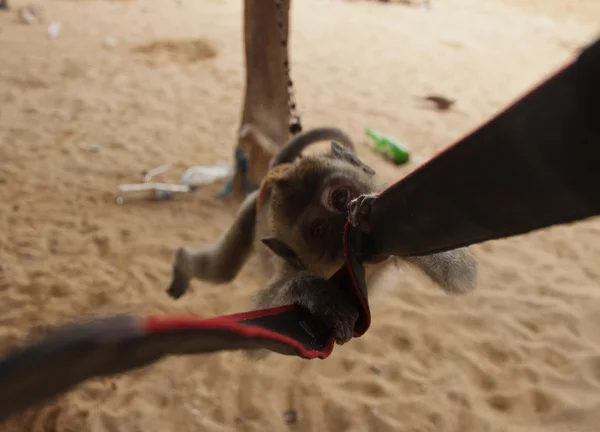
167, 190, 259, 299
255, 268, 359, 345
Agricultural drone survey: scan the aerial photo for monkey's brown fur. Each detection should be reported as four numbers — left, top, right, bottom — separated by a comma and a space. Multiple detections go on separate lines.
168, 127, 478, 346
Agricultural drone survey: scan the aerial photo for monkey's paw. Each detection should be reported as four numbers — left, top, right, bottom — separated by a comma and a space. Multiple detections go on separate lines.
348, 193, 377, 233
238, 123, 254, 139
321, 300, 359, 346
166, 267, 190, 299
296, 278, 360, 345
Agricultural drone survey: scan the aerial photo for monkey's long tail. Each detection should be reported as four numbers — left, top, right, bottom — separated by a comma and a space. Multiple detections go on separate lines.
269, 127, 355, 168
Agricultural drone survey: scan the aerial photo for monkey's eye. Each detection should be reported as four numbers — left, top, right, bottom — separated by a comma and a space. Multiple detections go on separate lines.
309, 219, 326, 238
330, 187, 351, 212
320, 184, 355, 213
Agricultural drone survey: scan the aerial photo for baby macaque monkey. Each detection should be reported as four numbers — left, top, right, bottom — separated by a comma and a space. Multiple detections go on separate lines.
168, 128, 478, 345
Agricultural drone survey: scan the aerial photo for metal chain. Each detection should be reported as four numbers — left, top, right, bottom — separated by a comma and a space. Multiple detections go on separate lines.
274, 0, 302, 135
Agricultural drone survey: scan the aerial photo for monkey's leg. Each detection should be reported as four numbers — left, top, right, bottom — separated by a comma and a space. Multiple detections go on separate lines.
236, 124, 279, 192
348, 193, 478, 294
255, 271, 359, 345
167, 190, 259, 299
239, 123, 280, 156
404, 250, 477, 294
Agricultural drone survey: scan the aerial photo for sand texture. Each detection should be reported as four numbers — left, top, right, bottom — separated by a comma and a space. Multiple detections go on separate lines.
1, 0, 599, 430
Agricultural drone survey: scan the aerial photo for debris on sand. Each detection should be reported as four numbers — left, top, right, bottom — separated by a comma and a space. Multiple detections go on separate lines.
116, 162, 231, 205
366, 128, 410, 165
116, 183, 191, 205
180, 164, 231, 187
47, 21, 61, 39
103, 36, 118, 48
422, 94, 456, 111
141, 163, 171, 183
283, 409, 299, 425
369, 365, 382, 374
18, 4, 43, 24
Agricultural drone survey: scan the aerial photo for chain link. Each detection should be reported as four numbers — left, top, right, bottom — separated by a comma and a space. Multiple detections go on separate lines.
274, 0, 302, 135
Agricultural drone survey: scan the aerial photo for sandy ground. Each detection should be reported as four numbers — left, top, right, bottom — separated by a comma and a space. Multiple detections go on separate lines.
0, 0, 599, 430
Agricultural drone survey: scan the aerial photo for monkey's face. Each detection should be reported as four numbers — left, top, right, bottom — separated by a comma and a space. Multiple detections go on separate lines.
299, 173, 363, 259
268, 153, 377, 277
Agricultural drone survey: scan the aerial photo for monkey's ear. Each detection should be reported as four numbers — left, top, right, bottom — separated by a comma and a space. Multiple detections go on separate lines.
261, 237, 305, 270
330, 141, 376, 175
266, 163, 294, 189
330, 140, 353, 157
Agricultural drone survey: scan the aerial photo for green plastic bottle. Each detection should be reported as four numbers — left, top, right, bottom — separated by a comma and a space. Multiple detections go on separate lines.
366, 129, 410, 165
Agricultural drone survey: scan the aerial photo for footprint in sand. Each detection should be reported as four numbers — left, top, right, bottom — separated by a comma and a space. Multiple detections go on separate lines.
486, 393, 512, 413
530, 388, 554, 414
486, 387, 556, 416
92, 233, 111, 257
581, 355, 600, 386
580, 308, 600, 347
479, 341, 514, 367
447, 390, 471, 408
392, 333, 414, 352
131, 39, 217, 66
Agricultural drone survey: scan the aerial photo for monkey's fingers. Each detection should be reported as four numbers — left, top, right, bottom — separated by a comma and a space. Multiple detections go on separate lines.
166, 268, 190, 299
348, 194, 377, 233
332, 314, 357, 345
290, 276, 360, 345
323, 304, 359, 346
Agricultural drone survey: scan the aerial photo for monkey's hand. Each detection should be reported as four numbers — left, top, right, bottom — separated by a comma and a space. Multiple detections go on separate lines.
348, 193, 378, 233
167, 246, 211, 299
284, 273, 360, 345
166, 247, 197, 299
167, 267, 191, 299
